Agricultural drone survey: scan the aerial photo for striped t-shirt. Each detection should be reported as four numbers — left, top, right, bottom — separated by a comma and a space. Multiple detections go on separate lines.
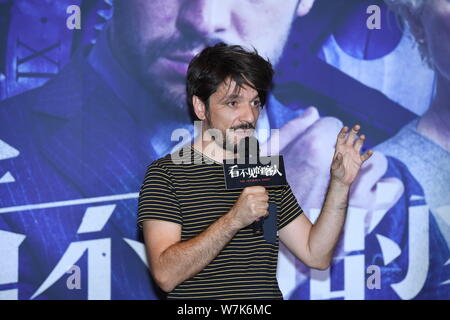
137, 145, 303, 299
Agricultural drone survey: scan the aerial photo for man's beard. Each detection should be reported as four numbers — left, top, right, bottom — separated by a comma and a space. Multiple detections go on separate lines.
115, 25, 223, 117
205, 112, 255, 154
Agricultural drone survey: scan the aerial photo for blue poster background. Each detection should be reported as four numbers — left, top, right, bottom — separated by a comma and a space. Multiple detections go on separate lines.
0, 0, 448, 299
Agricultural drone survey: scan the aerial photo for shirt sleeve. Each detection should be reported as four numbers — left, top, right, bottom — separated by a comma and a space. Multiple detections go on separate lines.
278, 183, 303, 230
137, 161, 182, 229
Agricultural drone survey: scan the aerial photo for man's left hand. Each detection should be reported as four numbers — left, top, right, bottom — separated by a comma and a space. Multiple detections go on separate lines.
330, 124, 373, 186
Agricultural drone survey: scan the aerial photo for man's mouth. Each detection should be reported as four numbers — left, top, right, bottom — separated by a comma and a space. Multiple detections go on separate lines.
234, 129, 254, 136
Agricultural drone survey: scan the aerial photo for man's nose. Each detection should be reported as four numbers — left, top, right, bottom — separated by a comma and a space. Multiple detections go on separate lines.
177, 0, 231, 40
239, 103, 257, 126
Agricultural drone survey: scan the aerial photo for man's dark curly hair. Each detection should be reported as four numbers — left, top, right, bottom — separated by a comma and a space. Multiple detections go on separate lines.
186, 43, 274, 121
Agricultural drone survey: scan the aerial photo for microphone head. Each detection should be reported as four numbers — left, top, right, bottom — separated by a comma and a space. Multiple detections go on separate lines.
238, 136, 260, 162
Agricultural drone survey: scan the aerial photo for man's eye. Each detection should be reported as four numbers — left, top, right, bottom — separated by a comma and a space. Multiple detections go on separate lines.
227, 101, 238, 107
252, 100, 262, 108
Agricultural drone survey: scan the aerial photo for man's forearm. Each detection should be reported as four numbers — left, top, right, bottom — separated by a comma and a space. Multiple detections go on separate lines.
308, 178, 350, 268
155, 210, 240, 292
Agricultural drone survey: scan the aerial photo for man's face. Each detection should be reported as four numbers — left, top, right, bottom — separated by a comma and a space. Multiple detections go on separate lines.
112, 0, 302, 114
199, 79, 261, 154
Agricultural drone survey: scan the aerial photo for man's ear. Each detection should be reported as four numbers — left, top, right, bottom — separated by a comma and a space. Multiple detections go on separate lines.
296, 0, 316, 17
192, 96, 207, 121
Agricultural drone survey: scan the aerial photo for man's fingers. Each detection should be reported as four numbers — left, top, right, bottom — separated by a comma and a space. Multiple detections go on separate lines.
354, 134, 365, 153
244, 186, 267, 195
336, 126, 348, 146
345, 124, 360, 145
361, 149, 374, 162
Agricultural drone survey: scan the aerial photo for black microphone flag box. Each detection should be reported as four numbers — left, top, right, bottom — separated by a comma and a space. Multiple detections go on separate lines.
222, 155, 287, 190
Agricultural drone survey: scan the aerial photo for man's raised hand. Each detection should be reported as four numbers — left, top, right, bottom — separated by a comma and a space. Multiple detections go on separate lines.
331, 125, 373, 186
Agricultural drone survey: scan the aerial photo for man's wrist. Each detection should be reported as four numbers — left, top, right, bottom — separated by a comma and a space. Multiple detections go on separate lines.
329, 177, 351, 190
223, 207, 242, 233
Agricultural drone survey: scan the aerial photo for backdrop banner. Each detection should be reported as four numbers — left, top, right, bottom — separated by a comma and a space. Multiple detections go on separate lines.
0, 0, 448, 300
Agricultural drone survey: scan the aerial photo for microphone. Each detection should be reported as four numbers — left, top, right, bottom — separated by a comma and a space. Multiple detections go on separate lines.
223, 136, 288, 235
237, 135, 260, 164
239, 137, 263, 233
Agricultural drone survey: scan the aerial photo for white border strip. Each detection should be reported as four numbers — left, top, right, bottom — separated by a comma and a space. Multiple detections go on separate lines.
0, 193, 139, 214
